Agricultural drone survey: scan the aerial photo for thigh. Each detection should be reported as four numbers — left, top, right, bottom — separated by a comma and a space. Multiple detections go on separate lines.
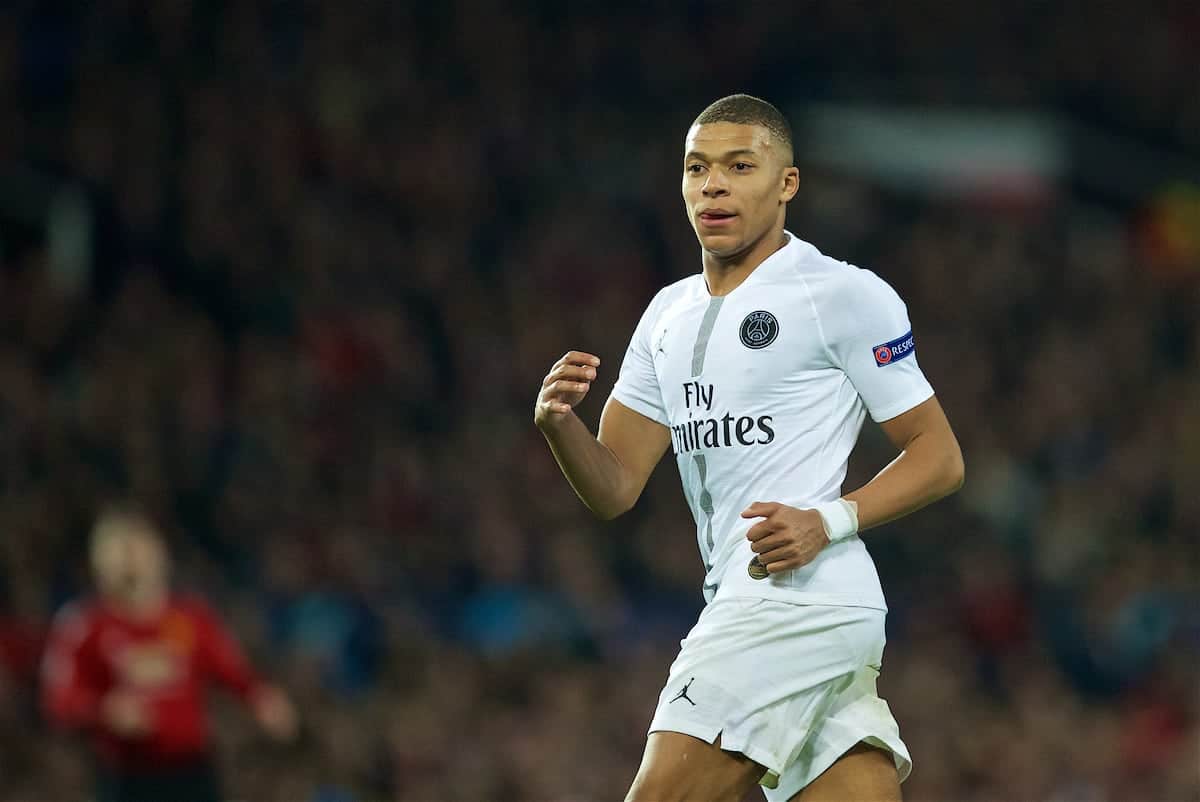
790, 742, 901, 802
626, 732, 764, 802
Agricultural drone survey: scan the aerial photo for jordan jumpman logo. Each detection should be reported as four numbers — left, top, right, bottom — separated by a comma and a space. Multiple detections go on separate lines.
669, 677, 697, 706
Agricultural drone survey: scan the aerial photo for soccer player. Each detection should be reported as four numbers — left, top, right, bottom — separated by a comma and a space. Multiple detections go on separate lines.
534, 95, 964, 802
41, 505, 298, 802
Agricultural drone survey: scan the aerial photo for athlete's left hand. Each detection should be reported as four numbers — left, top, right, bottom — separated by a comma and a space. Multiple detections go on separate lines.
741, 502, 829, 573
252, 685, 299, 742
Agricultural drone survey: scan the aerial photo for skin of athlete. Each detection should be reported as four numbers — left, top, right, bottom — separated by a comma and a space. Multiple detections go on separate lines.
535, 119, 963, 802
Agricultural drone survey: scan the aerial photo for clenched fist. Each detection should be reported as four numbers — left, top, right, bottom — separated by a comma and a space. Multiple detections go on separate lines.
534, 351, 601, 429
742, 502, 830, 574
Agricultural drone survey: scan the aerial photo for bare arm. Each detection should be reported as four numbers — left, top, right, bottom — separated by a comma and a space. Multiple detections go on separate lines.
535, 351, 671, 520
844, 395, 964, 530
194, 601, 298, 741
744, 395, 963, 574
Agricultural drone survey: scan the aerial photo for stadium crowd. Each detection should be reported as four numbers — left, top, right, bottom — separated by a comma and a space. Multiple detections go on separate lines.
0, 2, 1197, 800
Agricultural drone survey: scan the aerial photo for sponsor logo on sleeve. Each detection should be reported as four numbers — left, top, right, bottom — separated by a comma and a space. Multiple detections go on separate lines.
873, 331, 915, 367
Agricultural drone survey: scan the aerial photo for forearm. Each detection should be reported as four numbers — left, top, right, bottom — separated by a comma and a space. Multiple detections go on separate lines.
41, 627, 102, 731
843, 430, 964, 532
44, 685, 101, 730
196, 606, 261, 700
539, 412, 636, 520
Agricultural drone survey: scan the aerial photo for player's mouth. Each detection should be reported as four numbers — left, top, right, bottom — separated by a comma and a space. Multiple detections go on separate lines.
698, 209, 737, 227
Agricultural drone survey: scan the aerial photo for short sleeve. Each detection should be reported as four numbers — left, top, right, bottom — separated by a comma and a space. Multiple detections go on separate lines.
40, 602, 103, 730
610, 290, 670, 426
824, 269, 934, 423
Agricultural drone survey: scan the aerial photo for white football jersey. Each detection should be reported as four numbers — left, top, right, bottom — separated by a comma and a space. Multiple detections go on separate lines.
612, 232, 934, 608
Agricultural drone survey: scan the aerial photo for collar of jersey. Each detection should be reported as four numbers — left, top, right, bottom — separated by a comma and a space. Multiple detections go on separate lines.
698, 230, 806, 299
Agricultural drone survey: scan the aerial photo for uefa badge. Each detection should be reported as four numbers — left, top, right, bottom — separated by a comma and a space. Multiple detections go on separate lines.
748, 556, 769, 580
872, 330, 915, 367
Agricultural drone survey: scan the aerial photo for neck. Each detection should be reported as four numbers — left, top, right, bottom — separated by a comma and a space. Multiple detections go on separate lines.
702, 227, 789, 296
106, 587, 167, 620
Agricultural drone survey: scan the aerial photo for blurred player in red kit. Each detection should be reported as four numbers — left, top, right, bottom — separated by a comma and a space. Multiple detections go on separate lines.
40, 506, 298, 802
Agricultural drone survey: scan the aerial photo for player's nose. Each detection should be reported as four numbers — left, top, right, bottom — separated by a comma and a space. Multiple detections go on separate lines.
701, 170, 729, 197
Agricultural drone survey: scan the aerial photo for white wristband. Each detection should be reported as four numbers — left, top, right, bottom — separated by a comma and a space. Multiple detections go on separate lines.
815, 499, 858, 543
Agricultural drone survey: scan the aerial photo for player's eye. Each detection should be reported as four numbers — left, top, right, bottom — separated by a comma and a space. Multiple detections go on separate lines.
733, 162, 753, 172
686, 164, 705, 175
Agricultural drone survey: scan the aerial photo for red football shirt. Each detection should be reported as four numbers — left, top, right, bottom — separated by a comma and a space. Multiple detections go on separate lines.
40, 594, 264, 769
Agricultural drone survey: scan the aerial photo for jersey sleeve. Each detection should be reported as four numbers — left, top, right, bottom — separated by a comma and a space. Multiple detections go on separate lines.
610, 290, 670, 426
192, 600, 262, 702
40, 602, 103, 731
823, 269, 934, 423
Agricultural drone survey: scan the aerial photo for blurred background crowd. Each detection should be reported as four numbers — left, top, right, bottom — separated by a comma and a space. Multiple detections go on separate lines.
0, 1, 1197, 800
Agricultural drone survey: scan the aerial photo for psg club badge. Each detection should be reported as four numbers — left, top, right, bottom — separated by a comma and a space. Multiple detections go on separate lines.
739, 311, 779, 349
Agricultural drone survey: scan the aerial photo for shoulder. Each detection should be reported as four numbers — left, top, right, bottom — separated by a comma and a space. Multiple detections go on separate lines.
640, 274, 703, 323
790, 245, 904, 313
172, 593, 221, 623
658, 274, 703, 306
48, 599, 99, 641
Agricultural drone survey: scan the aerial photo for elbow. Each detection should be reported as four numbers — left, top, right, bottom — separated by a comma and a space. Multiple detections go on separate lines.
588, 488, 638, 521
590, 498, 634, 521
944, 446, 965, 495
40, 702, 60, 730
42, 699, 79, 732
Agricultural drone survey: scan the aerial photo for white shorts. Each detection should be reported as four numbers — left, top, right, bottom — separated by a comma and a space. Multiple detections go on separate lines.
648, 597, 911, 800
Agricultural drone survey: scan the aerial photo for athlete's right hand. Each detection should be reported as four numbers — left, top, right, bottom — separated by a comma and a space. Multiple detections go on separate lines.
534, 351, 601, 429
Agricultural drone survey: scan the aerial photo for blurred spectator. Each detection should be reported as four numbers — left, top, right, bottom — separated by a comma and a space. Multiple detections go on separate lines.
40, 506, 297, 802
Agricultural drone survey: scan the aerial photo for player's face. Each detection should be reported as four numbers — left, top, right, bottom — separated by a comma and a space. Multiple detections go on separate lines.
682, 122, 798, 258
92, 525, 169, 604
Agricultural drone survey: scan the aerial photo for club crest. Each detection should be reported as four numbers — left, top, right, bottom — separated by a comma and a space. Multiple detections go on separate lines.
739, 311, 778, 349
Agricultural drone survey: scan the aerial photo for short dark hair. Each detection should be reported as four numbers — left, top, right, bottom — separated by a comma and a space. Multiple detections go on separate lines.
91, 502, 161, 546
692, 94, 794, 163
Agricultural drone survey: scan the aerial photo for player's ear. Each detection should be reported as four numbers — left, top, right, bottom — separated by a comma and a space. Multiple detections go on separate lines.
781, 166, 800, 203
